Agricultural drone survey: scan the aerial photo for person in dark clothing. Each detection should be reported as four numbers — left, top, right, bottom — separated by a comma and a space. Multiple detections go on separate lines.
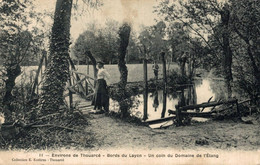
152, 62, 159, 80
92, 61, 110, 113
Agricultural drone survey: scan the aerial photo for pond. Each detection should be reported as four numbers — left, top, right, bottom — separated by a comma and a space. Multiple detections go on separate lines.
109, 78, 226, 127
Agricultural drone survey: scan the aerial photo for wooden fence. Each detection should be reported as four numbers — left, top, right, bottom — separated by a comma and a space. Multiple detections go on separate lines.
168, 98, 239, 126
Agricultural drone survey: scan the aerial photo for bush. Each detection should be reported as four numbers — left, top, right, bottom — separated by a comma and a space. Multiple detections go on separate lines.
167, 70, 189, 86
0, 81, 94, 150
0, 111, 94, 150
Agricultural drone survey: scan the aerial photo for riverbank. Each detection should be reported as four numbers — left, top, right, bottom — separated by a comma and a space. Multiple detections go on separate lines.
85, 113, 260, 151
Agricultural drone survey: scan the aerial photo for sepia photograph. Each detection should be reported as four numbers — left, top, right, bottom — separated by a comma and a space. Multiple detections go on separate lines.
0, 0, 259, 164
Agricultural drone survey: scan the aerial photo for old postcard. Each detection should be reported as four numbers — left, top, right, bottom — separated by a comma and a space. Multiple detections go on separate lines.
0, 0, 259, 164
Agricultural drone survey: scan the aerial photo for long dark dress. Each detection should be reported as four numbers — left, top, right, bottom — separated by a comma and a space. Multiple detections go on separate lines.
92, 79, 109, 111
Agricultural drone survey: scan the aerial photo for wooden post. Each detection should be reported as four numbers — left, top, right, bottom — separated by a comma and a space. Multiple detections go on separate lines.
85, 80, 88, 96
161, 52, 167, 118
85, 57, 89, 96
86, 57, 89, 75
161, 89, 167, 118
143, 59, 148, 121
68, 73, 73, 111
175, 104, 182, 126
188, 52, 192, 80
30, 52, 46, 99
236, 99, 240, 117
68, 57, 86, 96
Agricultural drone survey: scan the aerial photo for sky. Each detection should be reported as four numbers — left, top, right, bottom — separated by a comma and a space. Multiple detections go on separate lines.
34, 0, 160, 41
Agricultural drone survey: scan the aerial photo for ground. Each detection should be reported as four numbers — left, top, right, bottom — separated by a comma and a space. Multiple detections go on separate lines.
84, 113, 260, 151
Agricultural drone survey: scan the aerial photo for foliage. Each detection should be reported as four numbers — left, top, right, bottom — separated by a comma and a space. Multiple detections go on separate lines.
155, 0, 259, 103
167, 70, 189, 86
229, 0, 260, 103
137, 21, 168, 61
0, 0, 46, 119
72, 20, 119, 64
0, 111, 94, 150
126, 31, 142, 63
0, 69, 94, 150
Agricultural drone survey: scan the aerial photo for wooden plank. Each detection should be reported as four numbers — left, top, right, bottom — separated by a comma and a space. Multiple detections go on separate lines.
168, 109, 214, 118
85, 78, 94, 90
67, 77, 87, 89
149, 120, 174, 129
144, 116, 175, 125
78, 92, 94, 100
71, 70, 95, 80
68, 57, 86, 95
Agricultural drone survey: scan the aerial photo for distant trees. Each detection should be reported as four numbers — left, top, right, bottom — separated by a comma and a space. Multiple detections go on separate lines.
137, 21, 167, 61
72, 20, 119, 65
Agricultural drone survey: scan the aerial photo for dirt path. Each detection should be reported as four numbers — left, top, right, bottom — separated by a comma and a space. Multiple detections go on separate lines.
84, 113, 260, 151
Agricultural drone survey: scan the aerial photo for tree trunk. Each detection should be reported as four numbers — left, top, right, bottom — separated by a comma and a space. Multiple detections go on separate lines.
118, 23, 131, 89
247, 45, 260, 103
221, 6, 233, 99
118, 23, 131, 118
161, 52, 167, 118
233, 24, 260, 103
3, 63, 21, 119
143, 59, 148, 120
38, 0, 73, 113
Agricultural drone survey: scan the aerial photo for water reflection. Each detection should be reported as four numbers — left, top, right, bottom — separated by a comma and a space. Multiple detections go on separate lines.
151, 90, 159, 112
109, 78, 226, 121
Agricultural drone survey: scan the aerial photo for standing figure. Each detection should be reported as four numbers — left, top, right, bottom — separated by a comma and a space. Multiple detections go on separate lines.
152, 62, 159, 80
179, 52, 188, 76
92, 61, 110, 113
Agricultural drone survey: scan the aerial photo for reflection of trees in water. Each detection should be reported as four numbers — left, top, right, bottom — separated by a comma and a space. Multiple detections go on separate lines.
143, 89, 148, 121
152, 90, 159, 112
209, 80, 226, 100
161, 88, 167, 118
136, 78, 228, 120
187, 84, 197, 105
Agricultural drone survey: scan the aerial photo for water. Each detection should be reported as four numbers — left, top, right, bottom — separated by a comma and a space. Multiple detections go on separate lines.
109, 78, 226, 123
16, 66, 226, 125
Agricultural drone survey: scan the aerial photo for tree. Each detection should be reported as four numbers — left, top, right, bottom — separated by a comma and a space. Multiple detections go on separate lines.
229, 0, 260, 103
117, 23, 131, 118
138, 21, 167, 61
0, 0, 34, 119
156, 0, 234, 98
73, 30, 98, 78
38, 0, 73, 113
103, 19, 120, 64
167, 22, 190, 63
73, 20, 120, 65
126, 31, 142, 63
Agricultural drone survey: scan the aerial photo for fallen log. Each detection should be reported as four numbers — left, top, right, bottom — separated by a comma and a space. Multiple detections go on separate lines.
178, 98, 237, 111
168, 110, 214, 118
